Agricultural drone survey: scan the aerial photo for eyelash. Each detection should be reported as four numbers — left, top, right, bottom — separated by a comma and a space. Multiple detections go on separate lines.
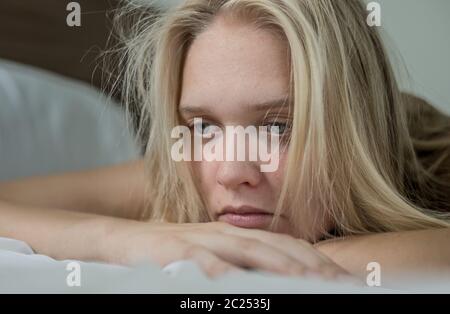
186, 119, 216, 135
187, 119, 292, 137
262, 121, 291, 135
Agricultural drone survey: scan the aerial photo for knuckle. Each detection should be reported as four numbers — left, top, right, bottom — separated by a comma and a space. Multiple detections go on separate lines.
238, 238, 258, 251
213, 263, 237, 277
195, 256, 230, 278
309, 261, 330, 271
284, 260, 303, 273
181, 244, 202, 259
278, 258, 307, 275
317, 266, 344, 279
203, 261, 224, 276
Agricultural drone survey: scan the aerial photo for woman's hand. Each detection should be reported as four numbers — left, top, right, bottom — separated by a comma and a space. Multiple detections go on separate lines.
99, 220, 351, 279
0, 199, 353, 281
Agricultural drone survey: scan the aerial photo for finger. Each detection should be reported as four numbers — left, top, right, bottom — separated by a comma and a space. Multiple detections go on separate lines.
185, 232, 308, 276
179, 244, 242, 278
218, 225, 348, 276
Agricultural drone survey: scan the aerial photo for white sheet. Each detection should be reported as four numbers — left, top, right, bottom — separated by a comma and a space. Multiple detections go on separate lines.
0, 237, 405, 294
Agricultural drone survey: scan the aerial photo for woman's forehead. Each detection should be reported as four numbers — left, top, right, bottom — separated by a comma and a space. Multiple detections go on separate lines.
180, 16, 290, 112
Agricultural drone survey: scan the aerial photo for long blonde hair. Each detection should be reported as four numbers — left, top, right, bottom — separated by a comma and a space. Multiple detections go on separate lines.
110, 0, 450, 241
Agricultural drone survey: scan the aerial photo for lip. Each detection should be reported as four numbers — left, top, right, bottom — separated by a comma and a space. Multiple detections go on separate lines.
217, 206, 274, 229
218, 205, 272, 216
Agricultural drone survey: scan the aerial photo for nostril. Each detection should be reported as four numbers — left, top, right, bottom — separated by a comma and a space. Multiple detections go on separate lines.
216, 162, 262, 189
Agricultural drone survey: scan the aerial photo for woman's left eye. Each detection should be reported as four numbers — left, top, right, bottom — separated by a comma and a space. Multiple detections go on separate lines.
263, 122, 290, 135
192, 121, 220, 136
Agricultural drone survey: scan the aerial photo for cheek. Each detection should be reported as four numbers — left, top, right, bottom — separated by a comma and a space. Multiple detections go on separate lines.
272, 149, 287, 183
191, 161, 217, 193
264, 150, 288, 196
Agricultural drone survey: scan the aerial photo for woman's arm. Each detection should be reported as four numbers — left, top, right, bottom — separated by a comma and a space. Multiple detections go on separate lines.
0, 159, 148, 220
0, 159, 349, 279
315, 228, 450, 283
0, 199, 349, 278
0, 199, 118, 261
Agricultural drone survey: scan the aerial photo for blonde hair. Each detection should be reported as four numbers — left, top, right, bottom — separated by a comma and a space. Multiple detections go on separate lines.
110, 0, 450, 242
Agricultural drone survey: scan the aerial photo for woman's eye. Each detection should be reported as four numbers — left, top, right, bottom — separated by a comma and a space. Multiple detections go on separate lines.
264, 122, 290, 135
192, 121, 219, 137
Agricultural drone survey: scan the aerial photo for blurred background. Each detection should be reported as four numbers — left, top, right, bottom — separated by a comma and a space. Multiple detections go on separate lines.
0, 0, 141, 180
0, 0, 118, 91
374, 0, 450, 114
0, 0, 449, 180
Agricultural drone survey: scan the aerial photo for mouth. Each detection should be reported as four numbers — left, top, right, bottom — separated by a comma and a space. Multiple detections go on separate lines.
217, 205, 275, 229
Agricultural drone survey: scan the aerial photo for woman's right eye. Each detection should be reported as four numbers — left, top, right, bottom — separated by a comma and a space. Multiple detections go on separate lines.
192, 121, 220, 137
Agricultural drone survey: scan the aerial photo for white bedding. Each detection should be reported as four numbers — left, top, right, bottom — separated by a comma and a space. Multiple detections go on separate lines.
0, 59, 139, 181
3, 236, 450, 293
0, 237, 393, 294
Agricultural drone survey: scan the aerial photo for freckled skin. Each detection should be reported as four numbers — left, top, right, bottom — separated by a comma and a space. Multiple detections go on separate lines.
179, 16, 300, 236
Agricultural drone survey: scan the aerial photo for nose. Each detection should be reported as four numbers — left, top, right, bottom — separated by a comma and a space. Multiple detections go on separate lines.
216, 160, 262, 189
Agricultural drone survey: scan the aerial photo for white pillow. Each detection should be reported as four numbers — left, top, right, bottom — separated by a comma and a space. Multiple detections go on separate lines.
0, 59, 140, 181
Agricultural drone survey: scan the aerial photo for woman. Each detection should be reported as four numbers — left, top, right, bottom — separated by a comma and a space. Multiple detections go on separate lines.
1, 0, 449, 284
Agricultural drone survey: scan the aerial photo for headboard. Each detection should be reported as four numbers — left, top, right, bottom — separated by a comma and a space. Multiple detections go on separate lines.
0, 0, 119, 90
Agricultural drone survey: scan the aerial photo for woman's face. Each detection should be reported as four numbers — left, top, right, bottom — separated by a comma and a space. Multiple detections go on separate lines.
179, 15, 296, 236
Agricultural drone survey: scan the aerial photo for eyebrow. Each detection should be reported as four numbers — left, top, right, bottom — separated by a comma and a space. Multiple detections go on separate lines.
179, 96, 291, 115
